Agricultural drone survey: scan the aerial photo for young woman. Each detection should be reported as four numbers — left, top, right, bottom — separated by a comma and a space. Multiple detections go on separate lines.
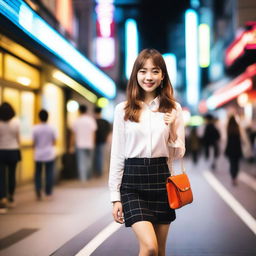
0, 102, 21, 213
225, 115, 242, 186
109, 49, 185, 255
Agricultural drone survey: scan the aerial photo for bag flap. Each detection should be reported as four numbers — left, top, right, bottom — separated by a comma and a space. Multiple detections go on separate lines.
167, 173, 191, 192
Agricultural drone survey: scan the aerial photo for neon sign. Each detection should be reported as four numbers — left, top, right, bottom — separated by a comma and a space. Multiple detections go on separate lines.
0, 0, 116, 99
95, 0, 115, 68
204, 64, 256, 110
225, 24, 256, 67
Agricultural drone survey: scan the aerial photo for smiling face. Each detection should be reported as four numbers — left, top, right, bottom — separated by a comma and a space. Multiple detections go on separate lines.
137, 58, 164, 97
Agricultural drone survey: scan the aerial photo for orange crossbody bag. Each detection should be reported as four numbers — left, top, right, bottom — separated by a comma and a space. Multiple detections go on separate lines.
166, 159, 193, 209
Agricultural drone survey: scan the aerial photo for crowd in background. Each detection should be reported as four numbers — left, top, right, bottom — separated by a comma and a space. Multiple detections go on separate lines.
0, 102, 111, 214
186, 112, 256, 186
0, 100, 255, 214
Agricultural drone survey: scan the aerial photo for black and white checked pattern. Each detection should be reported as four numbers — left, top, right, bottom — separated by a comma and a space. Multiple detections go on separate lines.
120, 157, 176, 227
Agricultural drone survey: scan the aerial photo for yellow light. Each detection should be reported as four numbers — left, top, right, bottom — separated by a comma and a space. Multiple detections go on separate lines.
188, 115, 204, 126
97, 97, 109, 108
199, 24, 210, 68
53, 70, 97, 103
16, 76, 31, 86
237, 93, 248, 107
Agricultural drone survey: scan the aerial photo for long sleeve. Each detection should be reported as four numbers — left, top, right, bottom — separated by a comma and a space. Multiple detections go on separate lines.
168, 103, 185, 161
108, 103, 126, 202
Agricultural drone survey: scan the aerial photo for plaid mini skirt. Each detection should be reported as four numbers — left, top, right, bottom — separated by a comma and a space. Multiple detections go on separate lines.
120, 157, 176, 227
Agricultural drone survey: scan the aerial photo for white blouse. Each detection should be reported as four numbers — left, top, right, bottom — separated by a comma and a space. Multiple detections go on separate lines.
108, 97, 185, 202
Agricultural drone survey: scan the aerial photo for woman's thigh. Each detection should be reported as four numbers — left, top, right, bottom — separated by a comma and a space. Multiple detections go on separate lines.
132, 221, 158, 247
153, 224, 170, 249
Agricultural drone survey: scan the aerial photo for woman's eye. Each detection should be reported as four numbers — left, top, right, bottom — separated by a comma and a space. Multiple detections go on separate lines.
153, 70, 159, 74
139, 70, 146, 73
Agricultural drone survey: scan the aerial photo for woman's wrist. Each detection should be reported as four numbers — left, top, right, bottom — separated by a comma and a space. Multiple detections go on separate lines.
112, 201, 121, 205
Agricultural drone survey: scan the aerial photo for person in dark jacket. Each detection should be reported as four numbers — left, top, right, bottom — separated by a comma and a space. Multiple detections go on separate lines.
202, 114, 220, 170
93, 107, 111, 177
225, 115, 243, 186
187, 126, 201, 164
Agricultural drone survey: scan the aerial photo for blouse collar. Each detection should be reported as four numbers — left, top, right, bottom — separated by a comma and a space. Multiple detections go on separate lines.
141, 96, 160, 111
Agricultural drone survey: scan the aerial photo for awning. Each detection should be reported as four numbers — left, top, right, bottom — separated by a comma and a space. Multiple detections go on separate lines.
199, 63, 256, 112
0, 0, 116, 99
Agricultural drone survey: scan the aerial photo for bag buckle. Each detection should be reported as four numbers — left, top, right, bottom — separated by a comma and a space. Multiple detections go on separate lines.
181, 187, 190, 192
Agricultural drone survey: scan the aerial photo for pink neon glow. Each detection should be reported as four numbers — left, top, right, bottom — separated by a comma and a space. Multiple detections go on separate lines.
245, 44, 256, 50
214, 63, 256, 95
203, 63, 256, 110
225, 27, 256, 67
95, 1, 115, 68
206, 79, 253, 109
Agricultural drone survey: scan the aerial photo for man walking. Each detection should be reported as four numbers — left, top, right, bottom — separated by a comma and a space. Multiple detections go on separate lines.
70, 105, 97, 181
33, 109, 57, 200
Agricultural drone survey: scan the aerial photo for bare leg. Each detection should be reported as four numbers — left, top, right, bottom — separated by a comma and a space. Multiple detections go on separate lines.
132, 221, 158, 256
153, 224, 170, 256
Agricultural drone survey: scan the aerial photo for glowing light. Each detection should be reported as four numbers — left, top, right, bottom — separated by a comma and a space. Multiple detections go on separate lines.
16, 76, 31, 86
206, 79, 253, 110
199, 24, 210, 68
182, 108, 191, 125
53, 70, 97, 103
125, 19, 139, 79
67, 100, 79, 113
225, 28, 256, 67
97, 97, 109, 108
185, 9, 200, 108
188, 115, 204, 126
95, 0, 115, 68
96, 37, 115, 68
0, 0, 116, 99
244, 104, 253, 122
200, 63, 256, 111
237, 93, 248, 107
163, 53, 177, 87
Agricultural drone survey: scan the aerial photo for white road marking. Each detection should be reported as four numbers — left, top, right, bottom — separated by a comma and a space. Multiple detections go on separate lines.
203, 170, 256, 236
239, 171, 256, 192
75, 222, 122, 256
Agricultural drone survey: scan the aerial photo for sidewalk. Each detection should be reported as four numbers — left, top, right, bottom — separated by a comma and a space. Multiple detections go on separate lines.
0, 157, 255, 256
0, 175, 112, 256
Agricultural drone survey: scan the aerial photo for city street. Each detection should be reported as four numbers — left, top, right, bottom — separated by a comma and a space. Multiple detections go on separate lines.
0, 156, 255, 256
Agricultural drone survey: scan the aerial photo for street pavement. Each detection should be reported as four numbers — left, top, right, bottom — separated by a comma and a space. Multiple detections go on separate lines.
0, 156, 255, 256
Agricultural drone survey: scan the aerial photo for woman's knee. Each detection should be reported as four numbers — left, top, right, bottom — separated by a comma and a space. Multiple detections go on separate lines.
141, 241, 158, 256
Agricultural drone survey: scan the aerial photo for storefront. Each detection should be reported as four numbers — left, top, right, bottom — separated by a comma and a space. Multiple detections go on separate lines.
0, 0, 116, 184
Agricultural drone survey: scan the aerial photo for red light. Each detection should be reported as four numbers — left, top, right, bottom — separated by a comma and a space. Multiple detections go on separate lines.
225, 28, 256, 67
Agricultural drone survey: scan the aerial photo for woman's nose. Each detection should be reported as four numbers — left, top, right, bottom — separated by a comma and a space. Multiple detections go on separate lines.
145, 72, 152, 80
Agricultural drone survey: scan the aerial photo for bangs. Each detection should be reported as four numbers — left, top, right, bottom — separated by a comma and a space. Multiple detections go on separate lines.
136, 53, 166, 72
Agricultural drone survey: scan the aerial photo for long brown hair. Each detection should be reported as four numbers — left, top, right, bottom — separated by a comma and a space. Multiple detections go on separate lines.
124, 49, 176, 122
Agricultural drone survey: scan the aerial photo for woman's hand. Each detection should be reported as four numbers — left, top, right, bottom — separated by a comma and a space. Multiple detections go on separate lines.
164, 111, 176, 125
164, 111, 178, 142
112, 201, 124, 224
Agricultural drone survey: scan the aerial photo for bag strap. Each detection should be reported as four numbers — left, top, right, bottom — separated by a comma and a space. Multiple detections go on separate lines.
169, 157, 185, 175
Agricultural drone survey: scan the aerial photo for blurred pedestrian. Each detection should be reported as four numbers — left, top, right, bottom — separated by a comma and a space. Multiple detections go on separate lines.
70, 104, 97, 181
32, 109, 57, 200
225, 115, 242, 186
109, 49, 185, 255
202, 114, 220, 170
93, 107, 111, 177
187, 126, 201, 164
0, 102, 21, 213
